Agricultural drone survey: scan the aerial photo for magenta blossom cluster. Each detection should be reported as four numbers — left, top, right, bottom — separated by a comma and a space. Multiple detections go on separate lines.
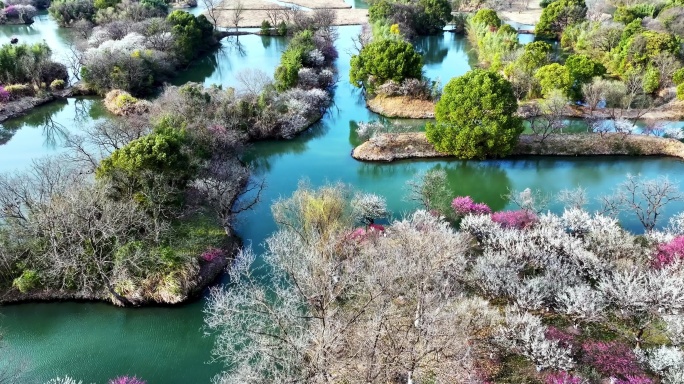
201, 247, 224, 262
653, 236, 684, 268
108, 376, 146, 384
545, 326, 576, 350
3, 5, 17, 16
612, 377, 653, 384
451, 196, 492, 217
545, 371, 584, 384
0, 86, 9, 103
490, 210, 538, 229
581, 341, 643, 378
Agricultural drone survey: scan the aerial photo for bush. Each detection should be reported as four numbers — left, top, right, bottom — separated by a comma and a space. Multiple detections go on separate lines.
490, 210, 538, 229
677, 83, 684, 101
451, 196, 492, 217
565, 54, 605, 99
167, 10, 215, 63
260, 19, 271, 34
674, 68, 684, 86
50, 79, 66, 90
654, 235, 684, 268
643, 66, 660, 94
4, 83, 34, 98
425, 70, 523, 159
12, 269, 39, 293
0, 42, 55, 85
471, 8, 501, 28
535, 63, 572, 97
349, 39, 423, 94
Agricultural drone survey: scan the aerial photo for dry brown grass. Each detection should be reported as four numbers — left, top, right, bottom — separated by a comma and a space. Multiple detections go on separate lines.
213, 0, 367, 27
352, 132, 684, 162
367, 95, 436, 119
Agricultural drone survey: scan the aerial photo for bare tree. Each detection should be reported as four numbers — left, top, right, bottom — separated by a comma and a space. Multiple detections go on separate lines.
600, 174, 684, 231
405, 168, 450, 213
527, 89, 568, 143
235, 69, 272, 97
582, 77, 607, 114
201, 0, 222, 30
231, 0, 245, 32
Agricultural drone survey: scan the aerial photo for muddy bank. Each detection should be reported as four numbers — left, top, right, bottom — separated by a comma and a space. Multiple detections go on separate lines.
351, 132, 684, 161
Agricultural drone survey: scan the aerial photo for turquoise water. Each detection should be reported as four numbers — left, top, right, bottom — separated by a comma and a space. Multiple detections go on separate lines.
1, 23, 684, 384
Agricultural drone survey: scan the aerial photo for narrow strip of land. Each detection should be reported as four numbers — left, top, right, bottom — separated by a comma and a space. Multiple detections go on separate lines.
352, 132, 684, 161
213, 0, 368, 27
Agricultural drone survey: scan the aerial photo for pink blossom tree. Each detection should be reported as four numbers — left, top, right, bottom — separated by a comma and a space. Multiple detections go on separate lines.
653, 236, 684, 268
451, 196, 492, 217
490, 210, 538, 229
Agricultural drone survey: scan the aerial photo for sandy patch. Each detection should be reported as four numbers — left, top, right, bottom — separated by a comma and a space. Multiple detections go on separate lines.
498, 9, 542, 26
367, 95, 436, 118
213, 0, 367, 27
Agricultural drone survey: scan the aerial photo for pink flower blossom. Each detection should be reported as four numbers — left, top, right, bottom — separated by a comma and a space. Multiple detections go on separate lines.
545, 371, 584, 384
653, 236, 684, 268
0, 86, 9, 103
545, 326, 576, 350
201, 247, 224, 262
613, 376, 653, 384
109, 376, 146, 384
581, 341, 643, 378
3, 5, 17, 16
490, 210, 538, 229
451, 196, 492, 217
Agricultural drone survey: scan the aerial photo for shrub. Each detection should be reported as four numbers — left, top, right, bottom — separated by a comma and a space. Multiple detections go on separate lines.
490, 210, 538, 229
425, 69, 523, 159
535, 63, 572, 97
260, 19, 271, 34
580, 341, 643, 378
451, 196, 492, 217
654, 235, 684, 268
349, 39, 423, 94
0, 42, 54, 85
674, 68, 684, 86
12, 269, 39, 293
50, 79, 66, 90
167, 10, 215, 63
4, 83, 34, 98
0, 85, 9, 102
642, 66, 660, 94
108, 377, 146, 384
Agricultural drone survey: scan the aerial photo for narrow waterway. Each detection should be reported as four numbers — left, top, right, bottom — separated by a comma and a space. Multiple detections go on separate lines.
1, 21, 684, 384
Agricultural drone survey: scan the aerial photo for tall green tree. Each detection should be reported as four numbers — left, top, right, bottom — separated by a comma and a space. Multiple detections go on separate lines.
536, 0, 587, 38
349, 39, 423, 93
425, 69, 523, 159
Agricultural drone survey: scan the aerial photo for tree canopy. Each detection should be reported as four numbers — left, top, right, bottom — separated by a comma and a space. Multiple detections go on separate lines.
349, 39, 423, 93
425, 69, 523, 159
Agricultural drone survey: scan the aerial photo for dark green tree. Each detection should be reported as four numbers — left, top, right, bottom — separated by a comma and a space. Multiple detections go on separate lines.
425, 69, 523, 159
416, 0, 452, 34
349, 39, 423, 93
565, 54, 606, 99
536, 0, 587, 38
471, 8, 501, 27
534, 63, 572, 97
167, 10, 215, 62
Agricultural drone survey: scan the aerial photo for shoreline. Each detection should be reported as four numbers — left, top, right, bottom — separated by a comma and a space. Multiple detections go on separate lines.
366, 95, 684, 120
351, 132, 684, 162
0, 236, 239, 307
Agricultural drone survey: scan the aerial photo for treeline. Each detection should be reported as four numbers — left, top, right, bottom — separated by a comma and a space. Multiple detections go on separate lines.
205, 176, 684, 383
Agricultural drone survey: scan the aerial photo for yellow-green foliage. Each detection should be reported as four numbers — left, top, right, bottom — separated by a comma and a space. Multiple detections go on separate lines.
115, 93, 139, 109
272, 182, 352, 242
677, 83, 684, 100
12, 269, 40, 293
50, 79, 66, 90
466, 19, 519, 70
4, 84, 34, 98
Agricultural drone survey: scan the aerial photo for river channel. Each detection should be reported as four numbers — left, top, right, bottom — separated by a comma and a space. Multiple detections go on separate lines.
1, 15, 684, 383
